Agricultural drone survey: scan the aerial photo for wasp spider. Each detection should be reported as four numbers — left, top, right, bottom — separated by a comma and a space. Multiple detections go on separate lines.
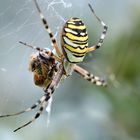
0, 0, 108, 132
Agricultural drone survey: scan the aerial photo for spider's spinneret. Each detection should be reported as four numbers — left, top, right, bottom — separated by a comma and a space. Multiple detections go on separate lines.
61, 18, 88, 63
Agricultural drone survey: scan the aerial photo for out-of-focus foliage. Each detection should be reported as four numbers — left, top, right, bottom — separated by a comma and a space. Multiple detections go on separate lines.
105, 11, 140, 138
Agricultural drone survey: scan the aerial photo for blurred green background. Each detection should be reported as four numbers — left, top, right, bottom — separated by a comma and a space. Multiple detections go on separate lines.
0, 0, 140, 140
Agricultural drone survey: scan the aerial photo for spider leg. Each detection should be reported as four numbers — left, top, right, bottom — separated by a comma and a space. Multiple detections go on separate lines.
73, 64, 107, 87
0, 98, 44, 118
86, 4, 108, 53
13, 101, 47, 132
19, 41, 61, 62
43, 64, 64, 94
33, 0, 63, 58
19, 41, 43, 51
13, 64, 64, 132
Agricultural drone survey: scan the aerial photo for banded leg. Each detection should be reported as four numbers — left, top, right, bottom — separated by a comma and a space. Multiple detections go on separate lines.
33, 0, 63, 58
86, 4, 108, 53
13, 102, 47, 132
0, 99, 43, 118
0, 90, 54, 132
13, 64, 64, 132
19, 41, 43, 51
74, 64, 107, 86
19, 41, 61, 62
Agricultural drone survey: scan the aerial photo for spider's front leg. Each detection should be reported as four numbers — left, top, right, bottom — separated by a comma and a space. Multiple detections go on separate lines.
0, 100, 41, 118
74, 64, 107, 87
13, 64, 64, 132
86, 4, 108, 53
13, 102, 47, 132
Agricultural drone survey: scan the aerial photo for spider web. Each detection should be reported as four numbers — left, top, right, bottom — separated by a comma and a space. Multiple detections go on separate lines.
0, 0, 130, 123
1, 0, 140, 139
0, 0, 72, 127
0, 0, 109, 131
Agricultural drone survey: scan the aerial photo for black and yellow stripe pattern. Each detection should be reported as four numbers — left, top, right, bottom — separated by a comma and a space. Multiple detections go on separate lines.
61, 18, 88, 63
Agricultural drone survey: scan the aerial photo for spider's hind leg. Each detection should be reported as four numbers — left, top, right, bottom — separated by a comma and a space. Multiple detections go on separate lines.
19, 41, 61, 62
33, 0, 63, 58
86, 4, 108, 53
74, 65, 107, 87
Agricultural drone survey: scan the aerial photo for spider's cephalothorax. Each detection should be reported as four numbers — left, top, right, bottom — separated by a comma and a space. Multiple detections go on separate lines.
29, 50, 57, 87
0, 0, 108, 132
61, 18, 88, 63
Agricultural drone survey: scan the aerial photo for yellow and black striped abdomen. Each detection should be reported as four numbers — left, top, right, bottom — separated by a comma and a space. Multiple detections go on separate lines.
61, 18, 88, 63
